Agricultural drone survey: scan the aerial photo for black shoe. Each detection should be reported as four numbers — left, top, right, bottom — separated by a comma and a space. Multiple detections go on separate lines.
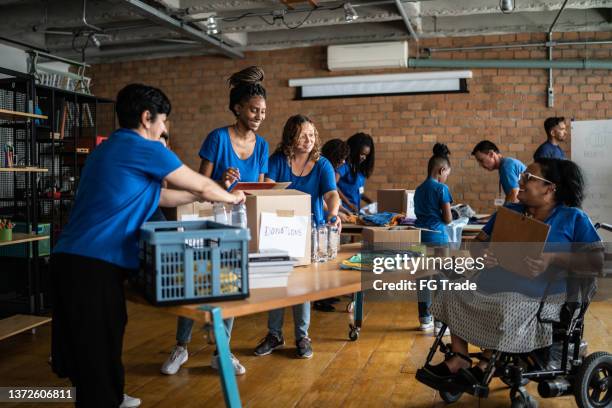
459, 366, 485, 385
254, 333, 285, 356
424, 362, 457, 379
296, 337, 313, 359
313, 301, 335, 312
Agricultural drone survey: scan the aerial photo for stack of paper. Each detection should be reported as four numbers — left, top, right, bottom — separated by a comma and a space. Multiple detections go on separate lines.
249, 250, 295, 289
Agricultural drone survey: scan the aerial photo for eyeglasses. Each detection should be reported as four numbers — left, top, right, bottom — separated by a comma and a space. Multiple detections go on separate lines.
520, 172, 554, 185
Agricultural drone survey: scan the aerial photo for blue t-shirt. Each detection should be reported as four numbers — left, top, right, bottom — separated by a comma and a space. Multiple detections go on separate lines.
478, 203, 601, 297
199, 127, 269, 182
414, 178, 453, 243
266, 152, 337, 225
53, 129, 182, 269
533, 141, 566, 160
499, 157, 527, 196
336, 163, 366, 211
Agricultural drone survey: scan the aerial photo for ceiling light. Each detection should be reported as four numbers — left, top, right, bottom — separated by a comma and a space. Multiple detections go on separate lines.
500, 0, 514, 13
344, 2, 358, 22
206, 16, 219, 35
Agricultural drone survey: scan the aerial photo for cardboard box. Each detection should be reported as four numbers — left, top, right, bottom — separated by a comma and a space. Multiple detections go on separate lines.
362, 226, 421, 244
163, 202, 214, 221
245, 189, 311, 266
377, 189, 415, 217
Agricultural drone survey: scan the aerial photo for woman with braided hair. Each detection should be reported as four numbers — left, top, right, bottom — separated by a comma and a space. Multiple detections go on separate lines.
161, 66, 270, 377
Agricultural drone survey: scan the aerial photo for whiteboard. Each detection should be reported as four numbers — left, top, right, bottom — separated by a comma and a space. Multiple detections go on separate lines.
571, 120, 612, 239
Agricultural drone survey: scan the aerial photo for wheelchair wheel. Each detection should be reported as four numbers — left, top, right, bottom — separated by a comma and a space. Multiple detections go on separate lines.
440, 390, 463, 404
574, 351, 612, 408
510, 387, 539, 408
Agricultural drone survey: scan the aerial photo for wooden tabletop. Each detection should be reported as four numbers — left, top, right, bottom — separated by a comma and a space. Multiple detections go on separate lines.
166, 245, 364, 322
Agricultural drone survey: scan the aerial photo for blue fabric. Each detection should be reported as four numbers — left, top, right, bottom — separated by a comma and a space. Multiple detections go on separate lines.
414, 178, 453, 244
362, 212, 397, 226
479, 203, 601, 297
499, 157, 527, 196
54, 129, 182, 269
266, 153, 336, 225
198, 127, 269, 182
176, 316, 233, 346
336, 163, 366, 211
533, 141, 566, 160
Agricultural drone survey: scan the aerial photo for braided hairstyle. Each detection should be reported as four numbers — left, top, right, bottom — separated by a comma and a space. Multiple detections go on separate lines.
228, 66, 266, 116
428, 143, 451, 175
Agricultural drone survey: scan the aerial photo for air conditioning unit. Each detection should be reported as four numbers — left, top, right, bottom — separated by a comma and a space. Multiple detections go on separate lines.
327, 41, 408, 71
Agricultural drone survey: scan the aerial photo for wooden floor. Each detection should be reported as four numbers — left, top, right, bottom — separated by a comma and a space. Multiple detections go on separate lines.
1, 299, 611, 407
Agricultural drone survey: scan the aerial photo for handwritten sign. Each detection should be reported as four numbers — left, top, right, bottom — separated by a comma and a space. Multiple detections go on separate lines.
258, 212, 309, 258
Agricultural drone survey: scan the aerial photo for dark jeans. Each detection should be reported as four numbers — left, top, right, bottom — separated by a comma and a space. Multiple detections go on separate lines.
51, 253, 130, 408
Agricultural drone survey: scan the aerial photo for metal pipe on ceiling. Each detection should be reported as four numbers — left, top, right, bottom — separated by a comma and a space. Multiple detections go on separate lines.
546, 0, 570, 107
424, 40, 612, 53
407, 58, 612, 69
394, 0, 419, 42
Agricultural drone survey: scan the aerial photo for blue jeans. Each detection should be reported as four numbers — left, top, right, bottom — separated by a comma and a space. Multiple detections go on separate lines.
268, 302, 310, 340
417, 279, 432, 323
176, 316, 233, 346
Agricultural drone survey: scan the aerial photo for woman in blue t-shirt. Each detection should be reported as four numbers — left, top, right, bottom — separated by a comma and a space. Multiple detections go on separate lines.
336, 132, 375, 215
162, 66, 269, 377
254, 114, 341, 359
414, 143, 453, 335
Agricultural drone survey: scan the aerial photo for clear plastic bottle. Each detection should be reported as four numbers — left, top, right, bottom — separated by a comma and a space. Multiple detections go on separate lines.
317, 224, 328, 262
327, 225, 340, 260
311, 215, 319, 263
213, 203, 229, 225
231, 203, 247, 228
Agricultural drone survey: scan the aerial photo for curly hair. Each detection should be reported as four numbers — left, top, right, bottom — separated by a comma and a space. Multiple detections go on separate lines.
347, 132, 375, 178
275, 114, 321, 162
228, 66, 266, 116
322, 138, 350, 169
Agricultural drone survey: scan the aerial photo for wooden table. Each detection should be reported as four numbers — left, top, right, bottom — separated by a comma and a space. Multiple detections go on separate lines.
135, 245, 365, 408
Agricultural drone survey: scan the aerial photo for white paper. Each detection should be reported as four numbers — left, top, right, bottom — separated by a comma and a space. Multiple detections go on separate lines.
259, 212, 308, 258
406, 191, 416, 218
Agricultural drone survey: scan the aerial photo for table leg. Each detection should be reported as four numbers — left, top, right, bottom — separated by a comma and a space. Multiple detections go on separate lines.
199, 306, 242, 408
348, 291, 363, 341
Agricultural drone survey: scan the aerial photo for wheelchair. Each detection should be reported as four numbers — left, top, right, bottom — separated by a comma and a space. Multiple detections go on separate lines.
416, 223, 612, 408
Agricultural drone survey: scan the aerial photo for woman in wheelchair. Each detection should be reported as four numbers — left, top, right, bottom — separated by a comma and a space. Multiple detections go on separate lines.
416, 158, 606, 405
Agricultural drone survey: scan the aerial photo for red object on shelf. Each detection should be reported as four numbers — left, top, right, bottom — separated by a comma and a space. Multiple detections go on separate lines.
96, 136, 108, 146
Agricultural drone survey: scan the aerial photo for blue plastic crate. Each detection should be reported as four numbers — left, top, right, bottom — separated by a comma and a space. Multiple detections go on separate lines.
137, 220, 250, 306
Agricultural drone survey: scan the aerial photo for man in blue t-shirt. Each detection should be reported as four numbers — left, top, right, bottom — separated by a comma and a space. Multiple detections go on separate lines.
471, 140, 526, 204
534, 116, 567, 160
51, 84, 245, 408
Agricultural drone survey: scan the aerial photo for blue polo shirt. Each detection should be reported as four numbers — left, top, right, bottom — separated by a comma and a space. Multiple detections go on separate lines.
53, 128, 182, 269
199, 127, 269, 182
499, 157, 527, 196
336, 163, 366, 211
478, 203, 601, 297
266, 153, 337, 225
533, 141, 566, 160
414, 177, 453, 243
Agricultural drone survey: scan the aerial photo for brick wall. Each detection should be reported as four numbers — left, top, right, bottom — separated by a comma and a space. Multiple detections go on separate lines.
89, 31, 612, 213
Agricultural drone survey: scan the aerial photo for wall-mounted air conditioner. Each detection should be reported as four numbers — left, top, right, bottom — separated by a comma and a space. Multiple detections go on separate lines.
327, 41, 408, 71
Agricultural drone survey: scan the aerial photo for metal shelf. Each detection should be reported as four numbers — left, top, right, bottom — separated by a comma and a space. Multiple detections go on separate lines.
0, 233, 49, 247
0, 108, 47, 121
0, 167, 49, 173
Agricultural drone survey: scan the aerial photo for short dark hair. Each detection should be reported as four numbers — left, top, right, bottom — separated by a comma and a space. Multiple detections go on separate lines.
115, 83, 171, 129
347, 132, 375, 178
544, 117, 565, 138
321, 139, 350, 169
428, 143, 451, 175
472, 140, 499, 155
228, 66, 266, 116
535, 158, 584, 207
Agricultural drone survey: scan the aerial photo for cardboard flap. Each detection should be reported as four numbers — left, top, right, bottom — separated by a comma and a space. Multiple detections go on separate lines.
230, 182, 291, 191
244, 189, 309, 197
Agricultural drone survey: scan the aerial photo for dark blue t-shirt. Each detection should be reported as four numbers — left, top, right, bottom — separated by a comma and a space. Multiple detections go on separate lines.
198, 127, 268, 182
414, 178, 453, 243
533, 141, 566, 160
266, 152, 337, 225
499, 157, 527, 196
54, 129, 182, 269
336, 163, 366, 211
478, 203, 601, 297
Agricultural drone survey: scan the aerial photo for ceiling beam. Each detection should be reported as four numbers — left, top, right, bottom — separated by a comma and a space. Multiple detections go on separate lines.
121, 0, 243, 58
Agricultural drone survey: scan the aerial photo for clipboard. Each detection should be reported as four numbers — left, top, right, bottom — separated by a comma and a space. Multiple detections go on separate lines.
490, 206, 551, 275
228, 182, 291, 192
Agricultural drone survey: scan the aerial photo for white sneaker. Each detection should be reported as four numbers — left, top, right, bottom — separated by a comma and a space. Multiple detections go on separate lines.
211, 353, 246, 376
120, 394, 141, 408
434, 322, 451, 337
161, 345, 188, 375
419, 321, 435, 331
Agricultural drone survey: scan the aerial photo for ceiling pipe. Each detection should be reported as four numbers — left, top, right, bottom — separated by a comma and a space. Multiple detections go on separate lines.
394, 0, 419, 41
122, 0, 243, 59
425, 40, 612, 53
407, 58, 612, 69
546, 0, 569, 107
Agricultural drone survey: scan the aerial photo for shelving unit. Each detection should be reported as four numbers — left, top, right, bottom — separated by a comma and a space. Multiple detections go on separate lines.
0, 66, 50, 339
